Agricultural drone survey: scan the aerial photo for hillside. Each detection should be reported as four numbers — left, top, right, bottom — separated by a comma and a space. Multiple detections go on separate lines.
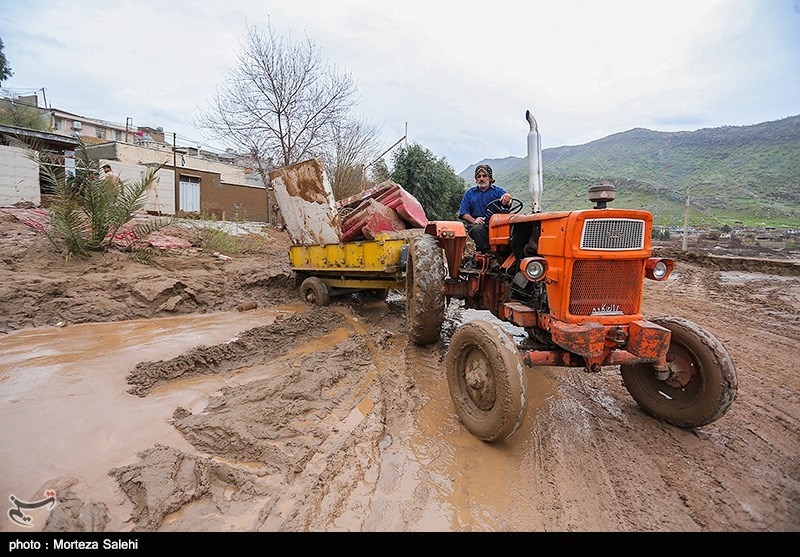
460, 115, 800, 228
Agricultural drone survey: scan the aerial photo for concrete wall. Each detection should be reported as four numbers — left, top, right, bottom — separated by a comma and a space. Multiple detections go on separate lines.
108, 142, 260, 186
205, 181, 268, 222
104, 161, 176, 215
0, 135, 266, 220
0, 145, 40, 206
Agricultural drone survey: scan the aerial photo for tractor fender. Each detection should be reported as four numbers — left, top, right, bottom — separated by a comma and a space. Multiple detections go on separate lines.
424, 221, 468, 279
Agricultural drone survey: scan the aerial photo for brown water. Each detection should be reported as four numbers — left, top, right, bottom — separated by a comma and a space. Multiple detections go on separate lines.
1, 305, 563, 532
0, 308, 283, 532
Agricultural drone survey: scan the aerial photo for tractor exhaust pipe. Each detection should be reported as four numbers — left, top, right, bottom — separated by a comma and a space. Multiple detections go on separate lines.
526, 110, 543, 213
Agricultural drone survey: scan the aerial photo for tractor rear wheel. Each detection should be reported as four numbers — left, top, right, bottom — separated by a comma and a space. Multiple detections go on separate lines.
406, 234, 445, 345
620, 316, 738, 428
300, 277, 330, 306
446, 320, 527, 442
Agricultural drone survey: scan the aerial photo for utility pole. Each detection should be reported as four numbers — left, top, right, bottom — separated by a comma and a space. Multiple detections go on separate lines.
173, 133, 179, 214
682, 183, 691, 252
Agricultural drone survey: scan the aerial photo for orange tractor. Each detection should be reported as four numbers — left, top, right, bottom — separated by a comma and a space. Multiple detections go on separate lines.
405, 111, 738, 441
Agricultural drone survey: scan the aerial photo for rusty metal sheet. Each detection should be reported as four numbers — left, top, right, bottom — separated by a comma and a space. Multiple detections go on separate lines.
550, 320, 607, 358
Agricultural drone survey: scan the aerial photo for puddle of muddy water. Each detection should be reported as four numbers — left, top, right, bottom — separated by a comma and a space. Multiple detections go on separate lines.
719, 271, 799, 283
0, 308, 288, 532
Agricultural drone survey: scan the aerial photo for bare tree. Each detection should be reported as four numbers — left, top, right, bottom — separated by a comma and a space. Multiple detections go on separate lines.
198, 24, 359, 168
198, 23, 385, 218
326, 116, 382, 200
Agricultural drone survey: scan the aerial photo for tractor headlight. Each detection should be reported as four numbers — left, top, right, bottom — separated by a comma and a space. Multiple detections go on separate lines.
645, 258, 674, 281
520, 257, 547, 281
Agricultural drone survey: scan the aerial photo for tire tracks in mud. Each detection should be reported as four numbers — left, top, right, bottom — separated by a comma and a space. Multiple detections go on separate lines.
112, 300, 423, 531
114, 307, 368, 529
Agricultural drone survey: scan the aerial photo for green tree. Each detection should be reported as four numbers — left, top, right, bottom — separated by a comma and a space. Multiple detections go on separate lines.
0, 38, 12, 84
390, 143, 466, 220
0, 95, 49, 130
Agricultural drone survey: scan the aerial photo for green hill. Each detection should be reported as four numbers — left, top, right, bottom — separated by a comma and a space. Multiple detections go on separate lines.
460, 115, 800, 228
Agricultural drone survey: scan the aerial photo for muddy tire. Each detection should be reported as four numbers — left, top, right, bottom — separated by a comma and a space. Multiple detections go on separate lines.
446, 320, 527, 442
406, 234, 445, 345
366, 288, 390, 300
300, 277, 330, 306
620, 316, 738, 428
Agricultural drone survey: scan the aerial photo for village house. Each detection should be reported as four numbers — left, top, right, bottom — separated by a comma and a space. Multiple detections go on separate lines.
0, 93, 281, 225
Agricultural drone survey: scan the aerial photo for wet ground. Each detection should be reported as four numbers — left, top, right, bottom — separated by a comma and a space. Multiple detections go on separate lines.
1, 212, 798, 532
3, 260, 799, 532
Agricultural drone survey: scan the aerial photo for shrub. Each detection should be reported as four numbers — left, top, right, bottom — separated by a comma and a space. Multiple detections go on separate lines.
40, 141, 172, 261
188, 215, 271, 254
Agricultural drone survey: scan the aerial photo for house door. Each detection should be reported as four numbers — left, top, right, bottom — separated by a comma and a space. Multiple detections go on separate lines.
179, 175, 200, 213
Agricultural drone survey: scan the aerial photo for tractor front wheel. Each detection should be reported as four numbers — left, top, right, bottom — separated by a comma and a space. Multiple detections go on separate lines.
620, 316, 738, 428
446, 320, 527, 442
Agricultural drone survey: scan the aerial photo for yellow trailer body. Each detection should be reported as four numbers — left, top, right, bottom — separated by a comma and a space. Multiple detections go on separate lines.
288, 231, 422, 293
289, 233, 408, 274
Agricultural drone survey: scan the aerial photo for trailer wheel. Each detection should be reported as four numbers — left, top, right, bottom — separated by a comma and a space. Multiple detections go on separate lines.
446, 320, 527, 442
406, 234, 445, 345
366, 288, 390, 300
620, 316, 738, 428
300, 277, 330, 306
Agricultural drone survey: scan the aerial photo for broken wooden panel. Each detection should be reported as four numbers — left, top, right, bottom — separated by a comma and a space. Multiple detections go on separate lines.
269, 159, 341, 246
337, 181, 397, 211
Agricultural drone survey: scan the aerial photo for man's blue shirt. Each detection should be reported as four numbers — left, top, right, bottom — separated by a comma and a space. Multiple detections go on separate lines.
459, 184, 508, 220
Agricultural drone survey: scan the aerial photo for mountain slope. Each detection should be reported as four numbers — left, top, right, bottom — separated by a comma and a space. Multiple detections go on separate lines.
459, 115, 800, 228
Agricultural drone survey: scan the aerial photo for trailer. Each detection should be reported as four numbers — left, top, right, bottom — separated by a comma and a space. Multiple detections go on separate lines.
268, 159, 427, 305
288, 229, 423, 304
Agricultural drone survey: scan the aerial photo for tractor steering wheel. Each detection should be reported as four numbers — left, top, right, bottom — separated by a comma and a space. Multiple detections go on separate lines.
485, 197, 524, 219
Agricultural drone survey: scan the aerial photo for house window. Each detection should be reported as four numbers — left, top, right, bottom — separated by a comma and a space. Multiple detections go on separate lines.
96, 127, 107, 139
114, 130, 122, 141
53, 118, 62, 131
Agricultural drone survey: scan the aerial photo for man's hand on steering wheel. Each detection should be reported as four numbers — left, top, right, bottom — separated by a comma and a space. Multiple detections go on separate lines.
485, 197, 524, 218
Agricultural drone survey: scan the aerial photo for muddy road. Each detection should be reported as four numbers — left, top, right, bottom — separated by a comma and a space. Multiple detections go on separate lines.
0, 212, 798, 532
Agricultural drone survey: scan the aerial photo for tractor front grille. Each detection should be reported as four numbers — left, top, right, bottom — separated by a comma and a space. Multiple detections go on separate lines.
569, 259, 643, 316
581, 218, 645, 250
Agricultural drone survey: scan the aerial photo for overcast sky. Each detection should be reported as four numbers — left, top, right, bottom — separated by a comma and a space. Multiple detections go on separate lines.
2, 0, 799, 173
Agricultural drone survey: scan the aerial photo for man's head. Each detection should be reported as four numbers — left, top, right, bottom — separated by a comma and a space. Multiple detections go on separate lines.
102, 164, 112, 173
474, 164, 494, 190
